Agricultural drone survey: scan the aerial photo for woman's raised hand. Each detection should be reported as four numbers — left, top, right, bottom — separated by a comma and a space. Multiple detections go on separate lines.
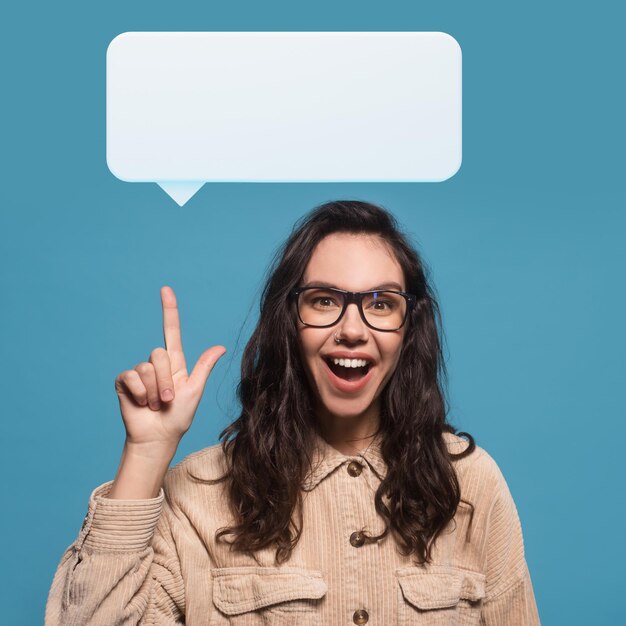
114, 286, 226, 454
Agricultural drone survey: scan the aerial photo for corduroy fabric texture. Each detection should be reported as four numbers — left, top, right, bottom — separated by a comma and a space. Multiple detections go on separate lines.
45, 432, 540, 625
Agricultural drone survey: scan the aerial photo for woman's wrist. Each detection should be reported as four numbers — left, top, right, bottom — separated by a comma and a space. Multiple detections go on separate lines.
106, 440, 177, 499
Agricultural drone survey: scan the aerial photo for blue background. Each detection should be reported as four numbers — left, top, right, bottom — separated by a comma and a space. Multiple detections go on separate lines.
1, 1, 624, 624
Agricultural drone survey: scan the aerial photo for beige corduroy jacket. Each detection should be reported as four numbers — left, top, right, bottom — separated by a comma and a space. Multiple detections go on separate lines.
45, 432, 540, 625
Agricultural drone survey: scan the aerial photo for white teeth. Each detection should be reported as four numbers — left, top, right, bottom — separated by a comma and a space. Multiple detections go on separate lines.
332, 357, 369, 368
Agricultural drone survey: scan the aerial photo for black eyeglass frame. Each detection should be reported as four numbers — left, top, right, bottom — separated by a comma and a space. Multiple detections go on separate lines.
289, 286, 417, 332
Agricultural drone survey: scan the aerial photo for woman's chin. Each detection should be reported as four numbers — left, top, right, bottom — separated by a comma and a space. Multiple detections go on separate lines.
318, 396, 377, 423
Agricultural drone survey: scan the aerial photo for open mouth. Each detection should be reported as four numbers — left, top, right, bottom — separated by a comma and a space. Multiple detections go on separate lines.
324, 357, 371, 381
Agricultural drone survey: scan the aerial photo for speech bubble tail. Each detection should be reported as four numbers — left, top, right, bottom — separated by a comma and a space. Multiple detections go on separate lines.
157, 182, 204, 206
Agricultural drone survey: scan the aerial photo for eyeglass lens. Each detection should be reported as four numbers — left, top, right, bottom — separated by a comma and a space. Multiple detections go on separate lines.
297, 288, 407, 331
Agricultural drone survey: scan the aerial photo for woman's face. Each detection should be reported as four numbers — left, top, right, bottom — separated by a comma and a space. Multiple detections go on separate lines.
296, 232, 407, 424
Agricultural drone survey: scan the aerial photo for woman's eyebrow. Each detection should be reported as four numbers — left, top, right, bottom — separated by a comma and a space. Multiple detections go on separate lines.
301, 281, 404, 291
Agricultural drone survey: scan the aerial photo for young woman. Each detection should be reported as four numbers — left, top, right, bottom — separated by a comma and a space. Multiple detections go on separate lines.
46, 201, 540, 625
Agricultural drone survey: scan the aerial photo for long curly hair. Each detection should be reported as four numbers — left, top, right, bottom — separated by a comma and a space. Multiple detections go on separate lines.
198, 200, 475, 565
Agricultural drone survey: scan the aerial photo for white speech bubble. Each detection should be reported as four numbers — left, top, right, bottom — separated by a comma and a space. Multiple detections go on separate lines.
107, 32, 462, 205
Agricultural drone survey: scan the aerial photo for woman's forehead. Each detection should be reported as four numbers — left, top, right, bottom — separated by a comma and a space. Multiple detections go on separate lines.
303, 233, 405, 289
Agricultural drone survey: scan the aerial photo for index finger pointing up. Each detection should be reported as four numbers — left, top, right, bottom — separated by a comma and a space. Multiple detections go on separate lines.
161, 286, 188, 375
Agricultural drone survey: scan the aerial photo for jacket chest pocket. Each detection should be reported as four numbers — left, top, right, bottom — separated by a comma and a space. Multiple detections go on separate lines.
396, 565, 486, 626
209, 566, 327, 626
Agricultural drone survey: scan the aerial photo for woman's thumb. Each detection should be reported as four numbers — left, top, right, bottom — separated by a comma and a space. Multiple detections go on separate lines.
189, 345, 226, 390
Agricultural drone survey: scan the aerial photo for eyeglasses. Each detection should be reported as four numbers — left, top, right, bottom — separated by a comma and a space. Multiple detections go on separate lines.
290, 286, 417, 332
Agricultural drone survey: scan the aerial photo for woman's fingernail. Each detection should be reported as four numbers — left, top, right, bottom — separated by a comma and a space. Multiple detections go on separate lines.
162, 389, 174, 401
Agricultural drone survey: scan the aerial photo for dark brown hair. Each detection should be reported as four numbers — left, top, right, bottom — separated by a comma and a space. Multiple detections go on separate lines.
196, 200, 475, 564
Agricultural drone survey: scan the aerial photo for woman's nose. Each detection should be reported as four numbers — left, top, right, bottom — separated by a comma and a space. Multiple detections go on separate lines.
336, 303, 368, 342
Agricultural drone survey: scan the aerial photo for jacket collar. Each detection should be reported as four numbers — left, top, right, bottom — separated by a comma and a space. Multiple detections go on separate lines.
302, 430, 387, 491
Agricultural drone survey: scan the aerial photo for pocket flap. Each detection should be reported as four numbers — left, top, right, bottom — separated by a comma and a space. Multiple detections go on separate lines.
212, 566, 327, 615
396, 566, 486, 610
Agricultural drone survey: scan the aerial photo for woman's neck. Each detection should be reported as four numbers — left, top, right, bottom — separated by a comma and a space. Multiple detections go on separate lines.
316, 403, 380, 455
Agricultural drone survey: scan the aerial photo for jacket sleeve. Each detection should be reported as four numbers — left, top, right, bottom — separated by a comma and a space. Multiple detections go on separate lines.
45, 480, 185, 626
480, 464, 541, 626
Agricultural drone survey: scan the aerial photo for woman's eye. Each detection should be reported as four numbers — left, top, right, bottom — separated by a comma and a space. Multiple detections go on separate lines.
313, 297, 337, 308
373, 300, 391, 309
368, 299, 395, 312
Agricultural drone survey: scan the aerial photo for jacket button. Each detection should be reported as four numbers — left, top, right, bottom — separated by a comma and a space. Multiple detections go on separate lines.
347, 461, 363, 477
353, 608, 369, 624
350, 531, 365, 547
